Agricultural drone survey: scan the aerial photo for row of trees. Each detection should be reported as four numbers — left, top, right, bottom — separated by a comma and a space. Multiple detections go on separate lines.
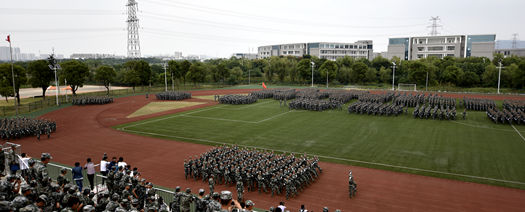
0, 53, 524, 103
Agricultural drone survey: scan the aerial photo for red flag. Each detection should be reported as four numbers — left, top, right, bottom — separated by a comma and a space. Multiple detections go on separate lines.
5, 35, 10, 43
262, 82, 267, 89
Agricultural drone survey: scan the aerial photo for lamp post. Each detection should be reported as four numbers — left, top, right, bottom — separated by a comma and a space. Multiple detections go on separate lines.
163, 63, 167, 91
497, 60, 503, 94
425, 71, 429, 91
48, 55, 61, 106
391, 62, 396, 90
6, 35, 18, 115
310, 61, 315, 87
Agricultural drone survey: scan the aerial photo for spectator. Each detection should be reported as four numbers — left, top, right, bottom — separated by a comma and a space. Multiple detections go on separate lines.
278, 202, 286, 212
117, 157, 127, 170
19, 153, 30, 180
84, 158, 98, 191
299, 204, 308, 212
72, 162, 83, 192
220, 190, 242, 212
100, 156, 108, 184
7, 146, 19, 175
108, 157, 117, 172
245, 200, 255, 212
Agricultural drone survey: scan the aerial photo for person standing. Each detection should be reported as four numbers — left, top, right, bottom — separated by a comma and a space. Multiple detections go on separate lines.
72, 162, 84, 192
100, 156, 108, 185
84, 158, 98, 191
19, 153, 30, 180
117, 157, 127, 171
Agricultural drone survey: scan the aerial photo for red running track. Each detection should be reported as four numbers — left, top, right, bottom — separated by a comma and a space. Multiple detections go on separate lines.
9, 89, 525, 211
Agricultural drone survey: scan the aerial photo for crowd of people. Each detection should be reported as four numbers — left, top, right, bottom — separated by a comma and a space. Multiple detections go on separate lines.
0, 117, 56, 141
218, 95, 258, 105
72, 96, 114, 105
155, 91, 192, 101
462, 98, 495, 111
184, 146, 322, 201
348, 101, 404, 116
288, 99, 343, 111
413, 104, 457, 120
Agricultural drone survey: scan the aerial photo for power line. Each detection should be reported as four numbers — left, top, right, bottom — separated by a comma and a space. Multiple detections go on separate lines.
141, 0, 427, 29
0, 8, 122, 15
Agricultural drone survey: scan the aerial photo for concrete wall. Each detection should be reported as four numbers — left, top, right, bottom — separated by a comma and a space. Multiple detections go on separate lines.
471, 42, 495, 59
387, 44, 405, 60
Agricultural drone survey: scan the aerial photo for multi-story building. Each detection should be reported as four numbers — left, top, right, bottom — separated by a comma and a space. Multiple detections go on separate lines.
232, 53, 257, 60
495, 48, 525, 57
258, 40, 373, 60
70, 53, 118, 59
387, 34, 496, 60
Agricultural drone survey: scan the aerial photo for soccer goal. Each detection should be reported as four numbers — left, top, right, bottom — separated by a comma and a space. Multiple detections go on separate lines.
398, 83, 417, 91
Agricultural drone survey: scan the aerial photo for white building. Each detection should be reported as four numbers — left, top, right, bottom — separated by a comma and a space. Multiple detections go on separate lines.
387, 34, 496, 60
258, 41, 373, 60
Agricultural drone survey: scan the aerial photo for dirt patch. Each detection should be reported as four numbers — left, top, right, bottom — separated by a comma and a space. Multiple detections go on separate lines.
127, 101, 205, 118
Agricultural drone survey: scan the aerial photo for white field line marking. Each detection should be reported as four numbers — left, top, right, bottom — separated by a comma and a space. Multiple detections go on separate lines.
451, 121, 516, 132
215, 100, 273, 110
121, 105, 226, 129
121, 128, 525, 186
255, 110, 295, 123
182, 110, 297, 124
181, 114, 257, 124
511, 124, 525, 142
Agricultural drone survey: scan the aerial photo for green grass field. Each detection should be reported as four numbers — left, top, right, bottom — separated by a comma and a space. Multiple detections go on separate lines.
116, 99, 525, 189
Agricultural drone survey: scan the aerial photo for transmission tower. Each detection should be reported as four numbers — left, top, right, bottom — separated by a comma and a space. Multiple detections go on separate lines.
428, 16, 442, 36
512, 33, 519, 49
127, 0, 141, 58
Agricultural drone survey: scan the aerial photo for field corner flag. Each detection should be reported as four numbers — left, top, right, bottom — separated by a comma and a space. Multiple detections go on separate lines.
262, 82, 267, 89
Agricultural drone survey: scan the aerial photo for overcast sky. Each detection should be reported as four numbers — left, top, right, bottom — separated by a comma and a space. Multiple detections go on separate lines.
1, 0, 524, 58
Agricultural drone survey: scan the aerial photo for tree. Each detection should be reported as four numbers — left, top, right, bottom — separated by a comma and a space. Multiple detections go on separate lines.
168, 60, 179, 89
482, 64, 498, 87
186, 62, 206, 86
28, 60, 54, 99
179, 60, 191, 85
460, 71, 480, 87
297, 58, 312, 83
228, 67, 243, 85
123, 68, 141, 93
0, 64, 25, 102
350, 62, 368, 83
216, 62, 229, 84
407, 61, 428, 86
379, 67, 391, 83
365, 68, 378, 83
60, 60, 89, 96
337, 66, 352, 85
371, 56, 391, 71
511, 62, 525, 89
442, 65, 463, 86
95, 65, 116, 95
319, 60, 338, 85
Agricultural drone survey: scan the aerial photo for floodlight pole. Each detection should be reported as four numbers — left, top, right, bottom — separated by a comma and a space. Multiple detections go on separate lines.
163, 63, 167, 92
392, 62, 396, 91
497, 61, 502, 94
311, 61, 315, 87
326, 70, 328, 88
54, 65, 59, 106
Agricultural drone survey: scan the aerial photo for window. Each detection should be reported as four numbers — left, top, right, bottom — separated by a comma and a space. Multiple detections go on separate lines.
417, 54, 424, 59
345, 45, 349, 49
329, 44, 334, 48
417, 47, 425, 51
447, 38, 455, 43
289, 51, 293, 54
447, 46, 455, 50
427, 46, 444, 51
446, 54, 455, 57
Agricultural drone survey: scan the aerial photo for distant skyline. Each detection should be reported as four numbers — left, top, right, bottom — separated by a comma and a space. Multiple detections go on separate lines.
1, 0, 524, 58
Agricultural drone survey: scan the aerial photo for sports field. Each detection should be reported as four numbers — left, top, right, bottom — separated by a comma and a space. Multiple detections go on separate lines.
117, 98, 525, 189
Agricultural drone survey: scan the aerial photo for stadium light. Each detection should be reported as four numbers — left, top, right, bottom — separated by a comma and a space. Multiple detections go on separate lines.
391, 62, 396, 90
311, 61, 315, 87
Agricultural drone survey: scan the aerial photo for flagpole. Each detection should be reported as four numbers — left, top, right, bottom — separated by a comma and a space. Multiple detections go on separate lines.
7, 35, 18, 115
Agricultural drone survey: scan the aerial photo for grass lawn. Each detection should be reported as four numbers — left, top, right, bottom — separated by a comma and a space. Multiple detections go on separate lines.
116, 99, 525, 189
